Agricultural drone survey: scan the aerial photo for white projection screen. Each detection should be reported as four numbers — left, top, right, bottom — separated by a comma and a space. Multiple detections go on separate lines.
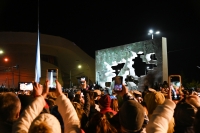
95, 37, 168, 91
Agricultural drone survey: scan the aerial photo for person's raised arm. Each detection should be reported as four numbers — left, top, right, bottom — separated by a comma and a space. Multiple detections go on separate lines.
146, 86, 176, 133
81, 80, 90, 117
12, 80, 49, 133
115, 84, 136, 102
55, 80, 80, 133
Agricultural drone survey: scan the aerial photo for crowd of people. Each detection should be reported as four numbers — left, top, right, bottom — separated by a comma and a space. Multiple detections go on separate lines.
1, 78, 200, 133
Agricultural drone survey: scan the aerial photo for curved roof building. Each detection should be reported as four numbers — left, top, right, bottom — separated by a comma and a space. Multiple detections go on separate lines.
0, 32, 95, 89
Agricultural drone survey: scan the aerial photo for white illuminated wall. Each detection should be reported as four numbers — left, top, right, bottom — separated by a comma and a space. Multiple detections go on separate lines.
95, 37, 168, 91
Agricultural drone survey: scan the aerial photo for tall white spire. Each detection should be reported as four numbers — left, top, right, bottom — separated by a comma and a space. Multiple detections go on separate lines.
35, 0, 41, 83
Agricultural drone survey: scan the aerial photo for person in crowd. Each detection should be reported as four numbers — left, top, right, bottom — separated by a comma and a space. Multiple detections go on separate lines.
85, 112, 118, 133
74, 93, 85, 105
132, 90, 149, 128
98, 94, 117, 115
46, 92, 64, 133
119, 99, 145, 133
46, 98, 56, 112
160, 83, 170, 98
72, 80, 90, 131
88, 90, 99, 120
12, 80, 81, 133
185, 94, 200, 108
94, 89, 102, 101
18, 94, 33, 114
174, 101, 197, 133
144, 90, 165, 116
145, 85, 176, 133
172, 94, 200, 133
93, 89, 101, 111
72, 102, 88, 131
111, 85, 148, 133
110, 97, 119, 112
0, 92, 21, 133
132, 90, 143, 103
50, 104, 65, 133
67, 90, 75, 102
194, 107, 200, 133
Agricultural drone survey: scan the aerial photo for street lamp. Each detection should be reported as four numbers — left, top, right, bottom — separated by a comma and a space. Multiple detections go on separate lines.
0, 50, 3, 54
9, 65, 19, 89
70, 65, 81, 88
4, 58, 9, 62
148, 29, 160, 39
84, 63, 91, 85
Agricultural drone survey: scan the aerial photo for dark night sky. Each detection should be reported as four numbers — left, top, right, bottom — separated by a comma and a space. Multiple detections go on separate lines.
0, 1, 200, 82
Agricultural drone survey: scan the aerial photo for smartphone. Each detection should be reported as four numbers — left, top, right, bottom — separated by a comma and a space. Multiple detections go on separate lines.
18, 82, 33, 91
80, 77, 85, 84
46, 68, 58, 89
113, 76, 123, 91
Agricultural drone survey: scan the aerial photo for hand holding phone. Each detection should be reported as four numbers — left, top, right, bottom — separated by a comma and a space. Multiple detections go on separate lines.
113, 76, 123, 91
55, 80, 63, 97
114, 84, 128, 97
47, 68, 58, 90
32, 81, 43, 96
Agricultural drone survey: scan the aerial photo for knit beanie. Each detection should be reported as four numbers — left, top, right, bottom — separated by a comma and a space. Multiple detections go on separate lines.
99, 94, 111, 108
29, 113, 61, 133
119, 100, 144, 132
144, 91, 165, 115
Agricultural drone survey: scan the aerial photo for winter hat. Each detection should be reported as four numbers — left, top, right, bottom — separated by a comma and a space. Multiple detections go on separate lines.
99, 94, 111, 108
119, 100, 144, 132
29, 113, 61, 133
144, 91, 165, 115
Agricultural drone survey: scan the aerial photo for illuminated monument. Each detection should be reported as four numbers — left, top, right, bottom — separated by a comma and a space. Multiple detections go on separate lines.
95, 37, 168, 91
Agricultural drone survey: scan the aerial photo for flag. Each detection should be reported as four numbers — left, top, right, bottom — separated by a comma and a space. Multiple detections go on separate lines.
35, 32, 41, 83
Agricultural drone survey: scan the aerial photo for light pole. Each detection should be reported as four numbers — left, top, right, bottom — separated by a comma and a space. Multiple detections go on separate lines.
70, 65, 81, 88
13, 65, 20, 84
148, 29, 160, 39
85, 63, 91, 85
10, 65, 19, 89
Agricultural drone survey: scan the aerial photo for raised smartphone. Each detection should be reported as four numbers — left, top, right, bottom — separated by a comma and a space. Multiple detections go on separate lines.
46, 68, 58, 89
113, 76, 123, 91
